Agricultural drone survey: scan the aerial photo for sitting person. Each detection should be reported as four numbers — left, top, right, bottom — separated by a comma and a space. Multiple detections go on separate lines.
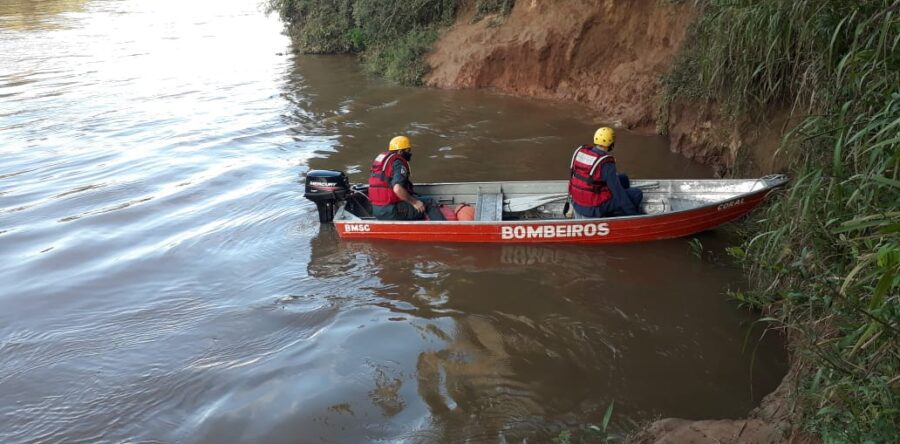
567, 127, 643, 218
368, 135, 444, 221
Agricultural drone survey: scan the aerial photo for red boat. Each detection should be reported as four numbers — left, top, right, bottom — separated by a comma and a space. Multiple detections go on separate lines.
303, 170, 788, 244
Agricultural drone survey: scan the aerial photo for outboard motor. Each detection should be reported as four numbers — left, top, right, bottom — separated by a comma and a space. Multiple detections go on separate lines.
304, 170, 350, 223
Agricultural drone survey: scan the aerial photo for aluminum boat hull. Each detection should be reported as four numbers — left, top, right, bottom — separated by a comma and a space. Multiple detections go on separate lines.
330, 175, 788, 244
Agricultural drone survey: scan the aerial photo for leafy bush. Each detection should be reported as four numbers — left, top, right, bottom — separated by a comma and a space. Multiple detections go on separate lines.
266, 0, 457, 84
361, 27, 440, 85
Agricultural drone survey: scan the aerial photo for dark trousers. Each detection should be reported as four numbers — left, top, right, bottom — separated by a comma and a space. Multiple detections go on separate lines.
598, 187, 643, 217
373, 197, 445, 221
572, 174, 643, 218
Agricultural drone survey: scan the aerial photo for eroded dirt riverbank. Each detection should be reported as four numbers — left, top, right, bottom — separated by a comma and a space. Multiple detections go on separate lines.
426, 0, 786, 177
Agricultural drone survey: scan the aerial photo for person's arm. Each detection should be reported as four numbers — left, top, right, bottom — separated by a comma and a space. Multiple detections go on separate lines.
393, 184, 425, 213
600, 162, 637, 215
390, 159, 425, 213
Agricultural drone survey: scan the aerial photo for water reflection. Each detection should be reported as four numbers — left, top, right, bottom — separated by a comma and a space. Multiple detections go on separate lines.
302, 227, 787, 440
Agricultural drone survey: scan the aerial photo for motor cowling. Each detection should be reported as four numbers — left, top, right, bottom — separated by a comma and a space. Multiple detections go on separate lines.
304, 170, 350, 223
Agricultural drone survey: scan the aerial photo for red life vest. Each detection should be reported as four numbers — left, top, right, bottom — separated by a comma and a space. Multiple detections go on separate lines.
368, 151, 412, 206
568, 145, 614, 207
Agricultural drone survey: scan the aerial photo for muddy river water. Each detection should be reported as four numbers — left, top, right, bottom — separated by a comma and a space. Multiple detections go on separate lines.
0, 0, 786, 442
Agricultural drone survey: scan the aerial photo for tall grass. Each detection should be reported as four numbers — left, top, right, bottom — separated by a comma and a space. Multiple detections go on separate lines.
664, 1, 899, 441
265, 0, 457, 84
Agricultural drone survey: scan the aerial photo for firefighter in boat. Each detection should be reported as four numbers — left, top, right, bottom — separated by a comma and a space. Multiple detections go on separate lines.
568, 127, 643, 218
369, 135, 445, 221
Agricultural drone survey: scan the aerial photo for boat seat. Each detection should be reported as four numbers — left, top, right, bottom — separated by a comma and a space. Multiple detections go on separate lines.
475, 184, 503, 221
668, 197, 703, 212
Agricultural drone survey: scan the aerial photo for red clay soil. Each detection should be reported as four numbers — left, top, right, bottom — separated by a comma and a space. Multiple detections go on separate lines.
667, 98, 793, 176
425, 0, 695, 130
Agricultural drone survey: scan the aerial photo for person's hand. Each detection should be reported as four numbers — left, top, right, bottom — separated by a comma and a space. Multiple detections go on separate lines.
412, 199, 426, 214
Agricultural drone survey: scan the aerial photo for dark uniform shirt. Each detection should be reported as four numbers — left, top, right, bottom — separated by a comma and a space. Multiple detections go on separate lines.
572, 147, 640, 218
389, 158, 410, 188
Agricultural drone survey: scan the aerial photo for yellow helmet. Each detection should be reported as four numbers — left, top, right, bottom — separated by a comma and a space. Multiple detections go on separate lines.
593, 127, 615, 147
389, 135, 412, 151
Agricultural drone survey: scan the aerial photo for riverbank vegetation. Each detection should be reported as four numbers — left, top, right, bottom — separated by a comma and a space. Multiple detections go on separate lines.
266, 0, 517, 84
265, 0, 457, 84
662, 1, 898, 441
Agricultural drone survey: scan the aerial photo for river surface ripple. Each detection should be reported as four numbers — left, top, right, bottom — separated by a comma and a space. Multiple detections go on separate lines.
0, 1, 786, 442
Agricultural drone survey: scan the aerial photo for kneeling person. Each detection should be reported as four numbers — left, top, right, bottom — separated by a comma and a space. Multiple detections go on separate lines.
368, 135, 445, 221
568, 127, 643, 218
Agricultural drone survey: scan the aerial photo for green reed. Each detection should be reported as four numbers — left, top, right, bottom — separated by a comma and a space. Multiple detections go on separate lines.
663, 1, 898, 441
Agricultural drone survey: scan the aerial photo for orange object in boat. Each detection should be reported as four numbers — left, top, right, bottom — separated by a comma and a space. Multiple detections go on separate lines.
435, 204, 475, 221
455, 204, 475, 221
438, 205, 458, 221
